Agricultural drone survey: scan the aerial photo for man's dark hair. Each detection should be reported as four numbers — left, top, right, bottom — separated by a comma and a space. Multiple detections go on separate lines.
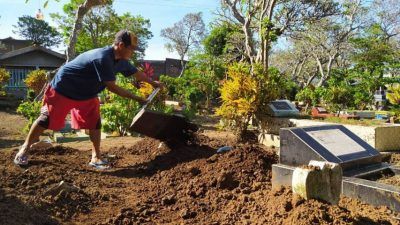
114, 30, 137, 47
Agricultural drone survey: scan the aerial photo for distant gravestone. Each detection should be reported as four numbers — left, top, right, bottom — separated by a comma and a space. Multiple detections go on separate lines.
280, 125, 381, 170
267, 100, 299, 118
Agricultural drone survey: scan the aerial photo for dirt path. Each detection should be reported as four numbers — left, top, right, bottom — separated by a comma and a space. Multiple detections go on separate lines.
0, 111, 27, 149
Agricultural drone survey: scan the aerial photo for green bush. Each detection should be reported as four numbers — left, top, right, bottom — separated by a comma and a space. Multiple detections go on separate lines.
100, 75, 142, 136
160, 73, 208, 116
16, 100, 42, 132
100, 74, 172, 136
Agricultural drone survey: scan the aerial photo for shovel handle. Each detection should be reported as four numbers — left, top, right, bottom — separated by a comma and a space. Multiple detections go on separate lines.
140, 87, 160, 110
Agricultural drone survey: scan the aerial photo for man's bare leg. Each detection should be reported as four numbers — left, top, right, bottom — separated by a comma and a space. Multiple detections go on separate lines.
16, 119, 46, 157
89, 129, 102, 163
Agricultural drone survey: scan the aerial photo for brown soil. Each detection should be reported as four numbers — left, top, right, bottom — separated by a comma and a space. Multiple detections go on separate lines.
1, 130, 400, 225
0, 110, 27, 149
377, 175, 400, 187
390, 153, 400, 165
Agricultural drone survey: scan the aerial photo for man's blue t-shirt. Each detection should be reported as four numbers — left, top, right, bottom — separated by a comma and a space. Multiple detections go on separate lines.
51, 46, 138, 100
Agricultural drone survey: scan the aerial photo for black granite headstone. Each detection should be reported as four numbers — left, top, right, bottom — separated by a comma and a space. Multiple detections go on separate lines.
280, 125, 381, 170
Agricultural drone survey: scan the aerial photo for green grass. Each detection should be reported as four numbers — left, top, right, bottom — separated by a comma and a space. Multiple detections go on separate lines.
323, 117, 388, 126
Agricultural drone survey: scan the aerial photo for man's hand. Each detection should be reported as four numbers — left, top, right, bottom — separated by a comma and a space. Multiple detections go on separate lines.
137, 97, 148, 105
133, 71, 166, 89
132, 79, 142, 89
151, 80, 165, 89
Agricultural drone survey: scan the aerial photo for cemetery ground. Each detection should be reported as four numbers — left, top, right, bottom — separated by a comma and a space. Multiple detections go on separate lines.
1, 111, 400, 224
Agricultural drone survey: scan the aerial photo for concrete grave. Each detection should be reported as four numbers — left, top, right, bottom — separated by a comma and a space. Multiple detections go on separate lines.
273, 124, 400, 211
292, 160, 342, 204
279, 125, 381, 170
267, 100, 299, 118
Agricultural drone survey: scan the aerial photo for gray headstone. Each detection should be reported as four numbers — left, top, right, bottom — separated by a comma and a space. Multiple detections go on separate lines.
280, 125, 381, 171
267, 100, 299, 117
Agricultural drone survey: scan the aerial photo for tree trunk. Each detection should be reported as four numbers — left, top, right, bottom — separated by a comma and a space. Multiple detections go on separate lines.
316, 54, 336, 87
66, 0, 111, 62
305, 73, 318, 87
179, 57, 186, 77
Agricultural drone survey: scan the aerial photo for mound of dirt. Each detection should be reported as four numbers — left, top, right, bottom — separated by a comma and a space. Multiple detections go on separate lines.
0, 133, 399, 225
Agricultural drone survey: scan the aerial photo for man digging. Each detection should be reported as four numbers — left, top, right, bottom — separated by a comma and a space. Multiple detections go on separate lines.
14, 30, 163, 169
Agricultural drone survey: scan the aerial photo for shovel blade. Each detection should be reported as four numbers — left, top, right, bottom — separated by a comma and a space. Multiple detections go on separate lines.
130, 109, 197, 141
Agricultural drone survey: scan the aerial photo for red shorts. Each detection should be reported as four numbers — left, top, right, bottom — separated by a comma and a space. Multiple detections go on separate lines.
41, 87, 100, 130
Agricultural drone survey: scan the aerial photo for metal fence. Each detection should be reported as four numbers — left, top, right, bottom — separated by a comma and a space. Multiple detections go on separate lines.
5, 68, 34, 88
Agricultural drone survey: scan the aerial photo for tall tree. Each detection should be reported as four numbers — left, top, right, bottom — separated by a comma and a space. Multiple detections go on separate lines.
371, 0, 400, 41
219, 0, 338, 72
52, 4, 152, 59
216, 0, 338, 130
13, 15, 62, 48
160, 12, 206, 76
65, 0, 111, 61
203, 22, 245, 63
351, 24, 399, 78
25, 0, 112, 61
273, 0, 367, 87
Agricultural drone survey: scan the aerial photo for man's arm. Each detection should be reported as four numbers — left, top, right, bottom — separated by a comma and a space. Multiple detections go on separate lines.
104, 81, 146, 104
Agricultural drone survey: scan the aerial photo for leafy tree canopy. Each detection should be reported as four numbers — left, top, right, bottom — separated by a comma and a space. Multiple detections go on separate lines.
13, 15, 62, 48
51, 2, 152, 59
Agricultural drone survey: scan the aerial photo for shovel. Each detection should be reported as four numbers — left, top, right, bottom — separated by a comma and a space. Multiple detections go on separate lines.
139, 87, 161, 111
130, 88, 198, 141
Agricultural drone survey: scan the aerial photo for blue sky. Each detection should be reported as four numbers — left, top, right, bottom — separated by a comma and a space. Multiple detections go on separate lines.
0, 0, 220, 60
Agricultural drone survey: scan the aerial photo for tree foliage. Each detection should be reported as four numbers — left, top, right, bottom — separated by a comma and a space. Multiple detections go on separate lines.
161, 12, 206, 75
351, 24, 399, 78
100, 74, 142, 136
51, 2, 152, 59
13, 15, 62, 48
203, 23, 232, 57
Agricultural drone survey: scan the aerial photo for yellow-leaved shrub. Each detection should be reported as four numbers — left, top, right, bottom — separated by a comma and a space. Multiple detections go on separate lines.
387, 84, 400, 105
139, 82, 168, 111
0, 68, 10, 96
25, 69, 47, 95
216, 63, 257, 136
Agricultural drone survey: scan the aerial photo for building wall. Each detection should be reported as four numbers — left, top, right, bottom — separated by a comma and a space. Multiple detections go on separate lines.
139, 58, 185, 79
165, 58, 183, 78
0, 47, 65, 98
